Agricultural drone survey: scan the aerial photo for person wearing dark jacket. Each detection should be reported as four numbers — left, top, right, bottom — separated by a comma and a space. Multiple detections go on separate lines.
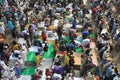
57, 26, 63, 39
0, 42, 4, 59
44, 43, 48, 52
12, 27, 18, 39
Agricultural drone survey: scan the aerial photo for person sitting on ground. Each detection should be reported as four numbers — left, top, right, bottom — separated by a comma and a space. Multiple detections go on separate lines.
17, 55, 25, 70
14, 62, 22, 78
59, 41, 66, 52
9, 67, 17, 80
42, 30, 47, 41
3, 45, 10, 62
54, 55, 61, 63
66, 41, 75, 53
69, 55, 75, 68
20, 29, 28, 38
31, 69, 43, 80
52, 72, 62, 80
102, 51, 109, 65
12, 40, 21, 51
38, 47, 43, 56
104, 64, 113, 80
53, 62, 64, 74
45, 68, 52, 79
82, 29, 89, 39
85, 72, 96, 80
81, 38, 90, 48
35, 52, 41, 67
97, 35, 108, 50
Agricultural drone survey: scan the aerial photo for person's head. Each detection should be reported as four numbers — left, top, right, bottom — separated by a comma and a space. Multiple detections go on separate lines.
112, 74, 117, 78
36, 52, 39, 56
38, 70, 43, 75
15, 62, 19, 67
46, 76, 51, 80
18, 55, 22, 59
36, 68, 40, 72
36, 11, 39, 14
57, 55, 60, 58
29, 25, 32, 28
23, 43, 26, 46
10, 67, 14, 72
42, 30, 45, 33
45, 41, 47, 44
12, 40, 17, 45
105, 46, 108, 50
38, 47, 41, 50
54, 62, 61, 66
4, 45, 8, 49
106, 51, 109, 53
71, 40, 75, 44
46, 68, 49, 72
70, 55, 74, 58
35, 28, 37, 31
55, 39, 58, 44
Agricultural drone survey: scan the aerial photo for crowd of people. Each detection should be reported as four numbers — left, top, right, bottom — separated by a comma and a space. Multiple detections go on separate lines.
0, 0, 120, 80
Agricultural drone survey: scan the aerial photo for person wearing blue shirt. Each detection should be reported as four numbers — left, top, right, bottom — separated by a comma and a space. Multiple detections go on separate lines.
66, 42, 75, 53
14, 64, 22, 78
82, 29, 89, 39
104, 66, 112, 80
72, 18, 77, 29
7, 19, 14, 31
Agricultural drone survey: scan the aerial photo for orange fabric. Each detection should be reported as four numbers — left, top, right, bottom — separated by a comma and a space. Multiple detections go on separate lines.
49, 26, 57, 30
12, 44, 20, 50
54, 43, 59, 51
95, 76, 100, 80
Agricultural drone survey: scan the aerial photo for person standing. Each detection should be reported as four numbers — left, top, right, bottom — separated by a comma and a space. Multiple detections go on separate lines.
7, 19, 15, 31
56, 26, 63, 39
0, 42, 4, 60
11, 27, 18, 40
28, 25, 33, 44
14, 62, 22, 78
42, 30, 47, 41
35, 53, 41, 67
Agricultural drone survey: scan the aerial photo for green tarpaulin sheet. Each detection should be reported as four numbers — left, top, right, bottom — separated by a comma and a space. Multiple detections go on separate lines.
26, 52, 36, 62
42, 44, 54, 58
22, 68, 36, 75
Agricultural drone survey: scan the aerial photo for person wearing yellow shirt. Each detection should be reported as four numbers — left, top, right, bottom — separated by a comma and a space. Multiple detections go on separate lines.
35, 53, 41, 67
12, 40, 21, 51
64, 53, 70, 66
